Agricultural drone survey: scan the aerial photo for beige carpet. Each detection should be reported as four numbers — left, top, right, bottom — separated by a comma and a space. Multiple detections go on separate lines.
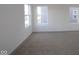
12, 32, 79, 55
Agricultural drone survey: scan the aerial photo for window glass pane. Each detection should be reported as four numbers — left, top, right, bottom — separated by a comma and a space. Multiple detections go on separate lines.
37, 7, 42, 15
25, 16, 30, 27
70, 7, 79, 23
37, 16, 41, 24
29, 5, 31, 15
24, 5, 29, 15
41, 6, 48, 24
37, 6, 48, 25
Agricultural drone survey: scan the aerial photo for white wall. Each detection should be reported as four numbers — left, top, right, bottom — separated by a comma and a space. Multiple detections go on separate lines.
0, 4, 32, 54
32, 4, 79, 32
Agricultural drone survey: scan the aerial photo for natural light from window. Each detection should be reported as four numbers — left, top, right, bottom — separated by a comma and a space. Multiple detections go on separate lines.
37, 6, 48, 25
24, 4, 31, 28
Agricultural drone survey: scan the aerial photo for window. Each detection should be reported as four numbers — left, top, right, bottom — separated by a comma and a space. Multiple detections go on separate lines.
37, 6, 48, 25
70, 7, 79, 24
24, 4, 31, 28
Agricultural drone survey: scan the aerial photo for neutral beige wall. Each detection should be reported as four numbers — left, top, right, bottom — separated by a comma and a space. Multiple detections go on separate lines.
32, 4, 79, 32
0, 4, 32, 54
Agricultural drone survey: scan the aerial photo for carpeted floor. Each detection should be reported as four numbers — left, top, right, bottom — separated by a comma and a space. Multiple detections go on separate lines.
12, 32, 79, 55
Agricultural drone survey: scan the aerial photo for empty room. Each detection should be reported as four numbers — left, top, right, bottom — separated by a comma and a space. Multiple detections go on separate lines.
1, 4, 79, 55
